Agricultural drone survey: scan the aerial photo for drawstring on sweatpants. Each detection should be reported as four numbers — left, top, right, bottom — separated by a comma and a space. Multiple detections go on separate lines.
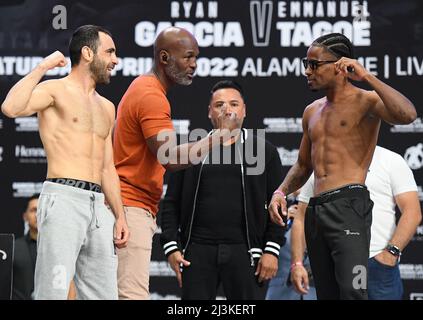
90, 194, 100, 230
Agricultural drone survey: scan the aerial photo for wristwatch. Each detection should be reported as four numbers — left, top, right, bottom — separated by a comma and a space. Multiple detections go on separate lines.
385, 244, 402, 257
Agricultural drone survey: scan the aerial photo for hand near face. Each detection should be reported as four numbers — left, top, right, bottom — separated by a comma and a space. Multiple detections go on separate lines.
334, 57, 370, 81
215, 104, 242, 144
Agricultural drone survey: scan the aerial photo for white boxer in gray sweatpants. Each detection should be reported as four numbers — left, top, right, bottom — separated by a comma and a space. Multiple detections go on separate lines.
34, 181, 118, 300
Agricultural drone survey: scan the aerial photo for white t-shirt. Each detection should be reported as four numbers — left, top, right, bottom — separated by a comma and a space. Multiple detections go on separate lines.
298, 146, 418, 258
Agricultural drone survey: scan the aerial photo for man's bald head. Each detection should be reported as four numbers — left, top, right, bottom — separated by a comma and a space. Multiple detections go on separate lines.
153, 27, 199, 86
154, 27, 198, 60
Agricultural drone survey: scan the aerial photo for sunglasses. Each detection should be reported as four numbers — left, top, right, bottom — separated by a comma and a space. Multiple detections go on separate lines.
302, 58, 338, 70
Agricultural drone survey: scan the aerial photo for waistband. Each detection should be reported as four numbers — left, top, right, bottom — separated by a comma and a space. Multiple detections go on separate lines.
309, 184, 368, 206
41, 181, 105, 203
46, 178, 102, 193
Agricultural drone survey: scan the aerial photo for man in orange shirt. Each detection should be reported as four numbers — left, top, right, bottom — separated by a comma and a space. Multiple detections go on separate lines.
113, 27, 239, 299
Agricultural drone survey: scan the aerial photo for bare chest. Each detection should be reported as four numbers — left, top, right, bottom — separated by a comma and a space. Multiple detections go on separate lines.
54, 92, 111, 139
308, 104, 365, 142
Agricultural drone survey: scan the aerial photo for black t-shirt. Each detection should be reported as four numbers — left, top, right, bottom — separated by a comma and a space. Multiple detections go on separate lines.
190, 142, 246, 244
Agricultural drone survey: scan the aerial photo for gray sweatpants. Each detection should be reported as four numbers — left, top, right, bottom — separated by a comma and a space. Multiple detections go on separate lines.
34, 181, 118, 300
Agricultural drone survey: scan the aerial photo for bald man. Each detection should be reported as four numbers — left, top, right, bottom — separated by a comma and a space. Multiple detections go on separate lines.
113, 27, 239, 299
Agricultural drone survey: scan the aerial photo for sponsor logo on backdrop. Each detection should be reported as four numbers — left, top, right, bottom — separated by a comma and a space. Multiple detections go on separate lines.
264, 117, 302, 133
0, 118, 3, 130
399, 264, 423, 280
404, 143, 423, 170
410, 293, 423, 300
2, 2, 423, 79
0, 146, 3, 162
418, 186, 423, 201
130, 0, 376, 78
136, 0, 371, 48
250, 1, 273, 47
4, 55, 422, 79
12, 182, 43, 198
15, 117, 38, 132
172, 119, 190, 135
278, 147, 298, 166
391, 118, 423, 133
15, 145, 46, 163
150, 261, 175, 277
413, 225, 423, 242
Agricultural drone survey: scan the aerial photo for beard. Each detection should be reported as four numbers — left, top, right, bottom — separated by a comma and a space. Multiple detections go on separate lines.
164, 57, 192, 86
90, 56, 110, 84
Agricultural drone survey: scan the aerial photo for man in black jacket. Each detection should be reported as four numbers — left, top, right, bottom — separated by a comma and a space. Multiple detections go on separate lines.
160, 80, 286, 299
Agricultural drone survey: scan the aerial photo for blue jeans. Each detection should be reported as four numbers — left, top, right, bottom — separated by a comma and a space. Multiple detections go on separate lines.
266, 229, 317, 300
368, 257, 403, 300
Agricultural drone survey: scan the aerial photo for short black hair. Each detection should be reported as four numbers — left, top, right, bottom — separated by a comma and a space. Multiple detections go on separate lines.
312, 33, 354, 59
210, 80, 245, 101
28, 194, 39, 202
69, 25, 112, 66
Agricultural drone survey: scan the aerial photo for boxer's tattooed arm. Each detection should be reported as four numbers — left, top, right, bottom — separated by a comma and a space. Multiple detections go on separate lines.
280, 163, 312, 196
277, 103, 313, 196
366, 74, 416, 125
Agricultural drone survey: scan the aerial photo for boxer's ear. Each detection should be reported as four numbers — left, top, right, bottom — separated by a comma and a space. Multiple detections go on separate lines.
81, 46, 94, 63
160, 50, 169, 64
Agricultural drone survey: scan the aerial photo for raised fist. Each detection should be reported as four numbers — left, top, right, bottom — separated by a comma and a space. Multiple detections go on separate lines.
39, 51, 67, 71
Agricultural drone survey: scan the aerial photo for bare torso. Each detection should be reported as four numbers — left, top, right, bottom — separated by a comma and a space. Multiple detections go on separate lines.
306, 88, 380, 194
37, 78, 112, 184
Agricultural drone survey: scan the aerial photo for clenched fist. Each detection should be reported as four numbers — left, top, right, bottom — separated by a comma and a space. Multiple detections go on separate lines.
39, 51, 67, 71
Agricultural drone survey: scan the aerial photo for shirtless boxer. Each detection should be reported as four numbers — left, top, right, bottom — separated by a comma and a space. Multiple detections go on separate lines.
268, 33, 417, 299
1, 25, 129, 300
